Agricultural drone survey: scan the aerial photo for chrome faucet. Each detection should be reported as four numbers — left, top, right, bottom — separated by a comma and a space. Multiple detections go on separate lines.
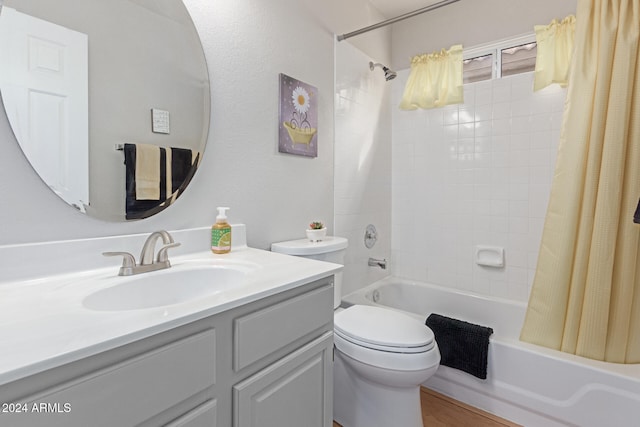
139, 230, 176, 265
368, 257, 387, 270
103, 230, 181, 276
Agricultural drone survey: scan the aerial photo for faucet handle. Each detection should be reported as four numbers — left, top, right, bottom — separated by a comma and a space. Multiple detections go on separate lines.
156, 242, 181, 263
103, 252, 137, 275
103, 251, 136, 267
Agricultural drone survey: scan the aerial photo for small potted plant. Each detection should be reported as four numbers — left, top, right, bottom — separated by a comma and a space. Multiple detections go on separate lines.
306, 221, 326, 242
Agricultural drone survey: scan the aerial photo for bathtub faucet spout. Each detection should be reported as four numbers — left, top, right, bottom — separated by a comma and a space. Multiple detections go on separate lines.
368, 257, 387, 270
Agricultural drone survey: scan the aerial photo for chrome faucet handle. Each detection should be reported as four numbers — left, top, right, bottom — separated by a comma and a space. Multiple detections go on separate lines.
103, 252, 137, 276
156, 242, 181, 263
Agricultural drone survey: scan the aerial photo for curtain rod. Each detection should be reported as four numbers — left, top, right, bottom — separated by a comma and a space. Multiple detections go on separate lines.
336, 0, 461, 42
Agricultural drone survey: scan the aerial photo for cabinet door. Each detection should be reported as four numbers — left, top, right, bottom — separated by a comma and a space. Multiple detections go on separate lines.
165, 399, 217, 427
233, 331, 333, 427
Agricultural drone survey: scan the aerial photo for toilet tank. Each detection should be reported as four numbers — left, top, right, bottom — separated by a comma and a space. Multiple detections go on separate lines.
271, 236, 348, 309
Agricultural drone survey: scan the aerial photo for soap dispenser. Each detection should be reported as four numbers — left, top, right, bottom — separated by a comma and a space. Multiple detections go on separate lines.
211, 207, 232, 254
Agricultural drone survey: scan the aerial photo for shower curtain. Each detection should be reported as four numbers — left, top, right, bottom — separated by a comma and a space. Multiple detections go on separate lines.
520, 0, 640, 363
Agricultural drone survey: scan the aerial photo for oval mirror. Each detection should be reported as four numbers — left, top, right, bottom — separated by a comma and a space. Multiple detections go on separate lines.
0, 0, 210, 221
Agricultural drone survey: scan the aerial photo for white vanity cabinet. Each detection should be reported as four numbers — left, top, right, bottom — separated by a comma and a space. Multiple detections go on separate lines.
0, 277, 334, 427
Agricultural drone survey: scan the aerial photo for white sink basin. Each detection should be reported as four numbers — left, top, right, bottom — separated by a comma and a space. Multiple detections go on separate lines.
83, 263, 256, 311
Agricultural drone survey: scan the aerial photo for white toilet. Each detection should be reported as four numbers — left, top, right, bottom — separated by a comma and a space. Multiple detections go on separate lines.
271, 236, 440, 427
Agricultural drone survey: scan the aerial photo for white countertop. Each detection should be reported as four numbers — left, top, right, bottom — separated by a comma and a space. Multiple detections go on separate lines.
0, 247, 341, 386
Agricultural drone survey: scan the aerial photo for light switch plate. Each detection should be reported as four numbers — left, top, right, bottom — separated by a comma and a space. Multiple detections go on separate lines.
151, 108, 170, 134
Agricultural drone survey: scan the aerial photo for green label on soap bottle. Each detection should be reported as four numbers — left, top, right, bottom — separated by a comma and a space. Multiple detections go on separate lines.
212, 228, 231, 250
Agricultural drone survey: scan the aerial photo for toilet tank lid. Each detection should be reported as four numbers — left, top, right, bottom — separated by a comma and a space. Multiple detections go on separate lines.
271, 236, 348, 256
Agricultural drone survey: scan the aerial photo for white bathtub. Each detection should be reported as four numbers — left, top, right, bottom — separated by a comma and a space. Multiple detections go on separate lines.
342, 277, 640, 427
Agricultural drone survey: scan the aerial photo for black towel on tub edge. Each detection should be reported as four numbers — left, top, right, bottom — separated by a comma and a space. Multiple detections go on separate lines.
425, 313, 493, 379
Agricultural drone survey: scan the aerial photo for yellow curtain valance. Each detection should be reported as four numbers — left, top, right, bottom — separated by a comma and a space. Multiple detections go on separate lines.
399, 44, 463, 110
533, 15, 576, 91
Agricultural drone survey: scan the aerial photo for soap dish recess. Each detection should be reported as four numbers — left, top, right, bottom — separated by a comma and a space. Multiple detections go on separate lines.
475, 245, 504, 268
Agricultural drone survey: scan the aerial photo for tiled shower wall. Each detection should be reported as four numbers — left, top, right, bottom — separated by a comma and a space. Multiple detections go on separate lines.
335, 42, 392, 297
391, 71, 567, 302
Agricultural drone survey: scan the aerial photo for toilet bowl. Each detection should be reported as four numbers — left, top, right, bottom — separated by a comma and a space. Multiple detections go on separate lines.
271, 236, 440, 427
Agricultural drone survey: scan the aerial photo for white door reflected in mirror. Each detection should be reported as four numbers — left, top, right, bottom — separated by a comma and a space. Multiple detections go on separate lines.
0, 7, 89, 212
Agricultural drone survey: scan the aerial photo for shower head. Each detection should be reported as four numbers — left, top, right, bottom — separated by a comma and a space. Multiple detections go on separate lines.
369, 61, 397, 81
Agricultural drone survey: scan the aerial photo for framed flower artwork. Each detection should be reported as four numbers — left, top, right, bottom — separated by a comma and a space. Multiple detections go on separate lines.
278, 73, 318, 157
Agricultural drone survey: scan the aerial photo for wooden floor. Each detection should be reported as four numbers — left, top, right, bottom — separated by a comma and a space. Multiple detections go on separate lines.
333, 387, 521, 427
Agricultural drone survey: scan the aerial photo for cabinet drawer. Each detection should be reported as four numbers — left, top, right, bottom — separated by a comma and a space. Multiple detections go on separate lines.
233, 283, 333, 371
1, 329, 216, 427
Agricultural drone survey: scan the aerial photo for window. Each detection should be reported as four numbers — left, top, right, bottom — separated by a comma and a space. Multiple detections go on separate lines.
463, 53, 493, 84
463, 35, 537, 83
501, 42, 537, 77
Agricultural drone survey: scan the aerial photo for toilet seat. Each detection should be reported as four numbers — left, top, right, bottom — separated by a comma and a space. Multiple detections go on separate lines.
333, 305, 440, 372
334, 331, 440, 372
334, 305, 435, 353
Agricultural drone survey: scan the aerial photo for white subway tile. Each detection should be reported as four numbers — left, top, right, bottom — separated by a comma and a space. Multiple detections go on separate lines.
510, 99, 531, 117
492, 134, 509, 151
531, 131, 552, 149
530, 149, 550, 167
474, 215, 493, 232
473, 152, 491, 168
508, 167, 530, 184
511, 116, 531, 134
475, 104, 493, 122
509, 200, 529, 217
491, 280, 510, 298
509, 217, 529, 234
510, 133, 531, 151
530, 113, 552, 131
492, 151, 509, 168
491, 200, 509, 216
473, 200, 492, 216
459, 122, 475, 139
493, 85, 511, 103
493, 102, 511, 119
476, 87, 493, 106
475, 121, 493, 138
507, 249, 528, 268
459, 106, 475, 123
509, 182, 529, 200
443, 106, 460, 125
